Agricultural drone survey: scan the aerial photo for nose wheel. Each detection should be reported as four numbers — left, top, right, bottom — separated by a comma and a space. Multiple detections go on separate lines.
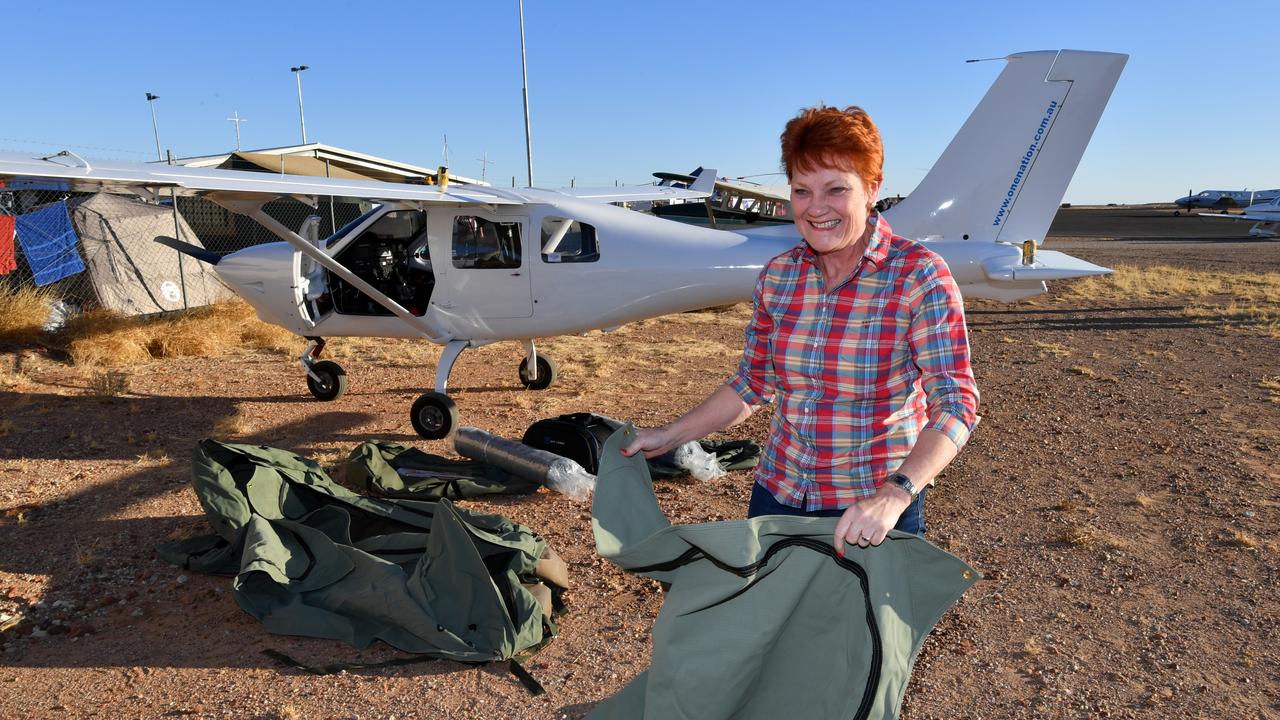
306, 360, 348, 401
411, 391, 458, 439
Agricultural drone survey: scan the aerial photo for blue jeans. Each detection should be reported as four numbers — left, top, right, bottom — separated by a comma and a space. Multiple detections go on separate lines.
747, 482, 927, 536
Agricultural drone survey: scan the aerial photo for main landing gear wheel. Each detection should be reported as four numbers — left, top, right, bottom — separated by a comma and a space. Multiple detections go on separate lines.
411, 391, 458, 440
306, 360, 348, 401
518, 355, 557, 390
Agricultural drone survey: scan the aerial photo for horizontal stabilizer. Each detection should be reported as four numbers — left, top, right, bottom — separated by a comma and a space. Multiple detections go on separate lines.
982, 250, 1111, 281
154, 235, 222, 265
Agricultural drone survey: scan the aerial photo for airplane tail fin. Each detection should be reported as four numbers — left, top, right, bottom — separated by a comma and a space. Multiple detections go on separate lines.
883, 50, 1127, 246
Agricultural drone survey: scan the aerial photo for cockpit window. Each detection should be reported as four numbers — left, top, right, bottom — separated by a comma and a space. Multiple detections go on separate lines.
452, 216, 522, 269
540, 217, 599, 263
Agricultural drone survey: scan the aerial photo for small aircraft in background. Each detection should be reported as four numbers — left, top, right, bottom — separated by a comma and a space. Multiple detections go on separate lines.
648, 169, 792, 227
0, 49, 1126, 439
1174, 188, 1280, 214
1197, 196, 1280, 238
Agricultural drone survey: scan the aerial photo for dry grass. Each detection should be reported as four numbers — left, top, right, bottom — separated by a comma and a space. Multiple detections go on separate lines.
1260, 376, 1280, 403
1033, 340, 1071, 358
1061, 264, 1280, 303
1058, 524, 1126, 550
0, 285, 54, 345
60, 299, 300, 367
213, 413, 255, 437
134, 450, 170, 467
1134, 494, 1155, 508
1068, 366, 1096, 377
1230, 531, 1260, 549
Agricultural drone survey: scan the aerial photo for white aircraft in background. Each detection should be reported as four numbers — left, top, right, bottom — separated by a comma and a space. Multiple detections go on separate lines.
1174, 188, 1280, 214
0, 49, 1126, 439
1198, 196, 1280, 237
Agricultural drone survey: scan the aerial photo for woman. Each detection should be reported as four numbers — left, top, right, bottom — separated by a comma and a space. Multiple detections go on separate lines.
621, 105, 979, 553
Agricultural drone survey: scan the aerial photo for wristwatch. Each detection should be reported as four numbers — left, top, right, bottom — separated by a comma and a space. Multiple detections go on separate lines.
885, 472, 920, 499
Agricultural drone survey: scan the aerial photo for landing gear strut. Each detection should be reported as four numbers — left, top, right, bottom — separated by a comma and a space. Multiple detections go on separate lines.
302, 338, 348, 401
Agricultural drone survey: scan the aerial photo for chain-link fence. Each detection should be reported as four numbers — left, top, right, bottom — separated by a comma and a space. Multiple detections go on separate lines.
0, 185, 366, 319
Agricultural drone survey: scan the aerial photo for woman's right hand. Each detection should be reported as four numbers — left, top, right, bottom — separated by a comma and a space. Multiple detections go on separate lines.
619, 426, 679, 459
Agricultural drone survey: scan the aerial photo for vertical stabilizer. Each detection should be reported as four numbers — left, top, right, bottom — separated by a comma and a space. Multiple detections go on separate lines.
884, 50, 1127, 245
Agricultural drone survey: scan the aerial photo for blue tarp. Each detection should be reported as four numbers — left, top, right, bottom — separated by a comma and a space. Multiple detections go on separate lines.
15, 201, 85, 286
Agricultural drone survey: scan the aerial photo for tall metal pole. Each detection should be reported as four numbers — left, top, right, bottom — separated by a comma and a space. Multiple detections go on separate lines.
226, 111, 247, 151
291, 65, 310, 144
519, 0, 533, 187
145, 93, 162, 161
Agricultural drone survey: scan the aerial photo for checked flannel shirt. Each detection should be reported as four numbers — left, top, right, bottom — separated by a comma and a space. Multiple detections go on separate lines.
728, 214, 979, 511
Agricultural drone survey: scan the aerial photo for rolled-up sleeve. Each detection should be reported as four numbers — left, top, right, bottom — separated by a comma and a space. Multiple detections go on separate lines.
907, 260, 980, 449
728, 271, 776, 408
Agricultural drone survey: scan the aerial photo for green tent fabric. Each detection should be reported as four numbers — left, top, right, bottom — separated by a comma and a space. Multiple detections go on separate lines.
589, 425, 980, 720
346, 440, 542, 500
158, 439, 567, 663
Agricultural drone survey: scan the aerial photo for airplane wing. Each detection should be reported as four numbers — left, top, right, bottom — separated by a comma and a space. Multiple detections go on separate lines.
1197, 212, 1277, 223
0, 150, 520, 205
556, 185, 712, 203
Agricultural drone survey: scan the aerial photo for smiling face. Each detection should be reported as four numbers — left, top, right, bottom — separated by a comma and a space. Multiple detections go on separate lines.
790, 164, 881, 263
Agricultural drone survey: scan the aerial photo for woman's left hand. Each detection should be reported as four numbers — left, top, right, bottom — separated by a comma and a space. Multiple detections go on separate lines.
833, 486, 913, 555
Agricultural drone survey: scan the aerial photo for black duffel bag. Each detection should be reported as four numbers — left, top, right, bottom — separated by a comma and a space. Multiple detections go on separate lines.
522, 413, 760, 477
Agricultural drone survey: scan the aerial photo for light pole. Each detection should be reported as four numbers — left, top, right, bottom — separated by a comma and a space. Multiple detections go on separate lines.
145, 92, 162, 161
518, 0, 533, 187
290, 65, 309, 144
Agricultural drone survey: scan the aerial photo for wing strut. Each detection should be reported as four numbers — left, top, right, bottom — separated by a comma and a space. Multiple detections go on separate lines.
211, 195, 450, 344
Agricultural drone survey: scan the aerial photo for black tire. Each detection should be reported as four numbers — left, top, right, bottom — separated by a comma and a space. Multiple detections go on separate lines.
1173, 210, 1181, 216
410, 391, 458, 439
306, 360, 348, 401
518, 355, 557, 390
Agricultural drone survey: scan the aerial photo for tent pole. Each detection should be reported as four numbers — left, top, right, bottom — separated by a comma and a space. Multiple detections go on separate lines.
171, 188, 188, 310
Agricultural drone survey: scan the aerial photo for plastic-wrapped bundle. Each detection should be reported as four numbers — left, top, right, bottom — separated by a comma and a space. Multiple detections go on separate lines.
671, 440, 726, 481
455, 426, 595, 501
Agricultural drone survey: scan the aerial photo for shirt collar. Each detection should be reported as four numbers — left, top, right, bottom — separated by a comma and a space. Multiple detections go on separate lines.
792, 213, 894, 270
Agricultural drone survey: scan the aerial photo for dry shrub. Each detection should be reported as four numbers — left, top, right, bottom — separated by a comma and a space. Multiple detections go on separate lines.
0, 285, 54, 345
86, 370, 131, 397
1058, 524, 1126, 550
1134, 494, 1155, 508
1053, 499, 1081, 512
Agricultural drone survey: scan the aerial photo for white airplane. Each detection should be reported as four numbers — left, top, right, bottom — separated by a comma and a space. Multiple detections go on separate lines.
1198, 196, 1280, 237
0, 49, 1126, 439
1174, 188, 1280, 214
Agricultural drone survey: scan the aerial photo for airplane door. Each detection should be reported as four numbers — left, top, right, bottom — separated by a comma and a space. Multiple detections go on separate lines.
441, 210, 533, 319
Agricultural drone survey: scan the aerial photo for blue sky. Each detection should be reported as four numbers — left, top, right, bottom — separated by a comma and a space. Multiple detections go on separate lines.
3, 1, 1274, 204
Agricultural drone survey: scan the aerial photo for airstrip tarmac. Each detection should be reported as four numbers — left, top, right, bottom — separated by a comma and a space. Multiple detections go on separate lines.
0, 205, 1277, 718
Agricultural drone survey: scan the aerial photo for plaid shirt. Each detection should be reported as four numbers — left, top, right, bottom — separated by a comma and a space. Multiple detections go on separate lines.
728, 214, 979, 511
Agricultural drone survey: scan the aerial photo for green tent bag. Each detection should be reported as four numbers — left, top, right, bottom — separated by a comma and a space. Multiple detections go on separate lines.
159, 439, 567, 663
346, 440, 542, 500
589, 425, 980, 720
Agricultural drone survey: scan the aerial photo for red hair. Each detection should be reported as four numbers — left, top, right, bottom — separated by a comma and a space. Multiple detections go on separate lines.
780, 105, 883, 188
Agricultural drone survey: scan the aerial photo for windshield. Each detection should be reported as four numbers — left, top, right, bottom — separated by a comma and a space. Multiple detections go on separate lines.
324, 203, 384, 245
